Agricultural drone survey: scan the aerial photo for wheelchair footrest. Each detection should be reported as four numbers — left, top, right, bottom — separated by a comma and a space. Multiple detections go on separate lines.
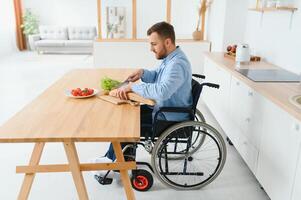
94, 175, 113, 185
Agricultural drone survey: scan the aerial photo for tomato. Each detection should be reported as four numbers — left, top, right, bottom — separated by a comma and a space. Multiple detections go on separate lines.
88, 89, 94, 95
71, 88, 94, 97
72, 90, 78, 96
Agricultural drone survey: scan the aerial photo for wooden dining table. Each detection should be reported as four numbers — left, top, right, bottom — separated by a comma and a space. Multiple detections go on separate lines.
0, 68, 144, 200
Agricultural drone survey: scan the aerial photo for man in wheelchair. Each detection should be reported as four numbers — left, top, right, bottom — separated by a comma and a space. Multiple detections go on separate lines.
92, 22, 227, 191
94, 21, 193, 162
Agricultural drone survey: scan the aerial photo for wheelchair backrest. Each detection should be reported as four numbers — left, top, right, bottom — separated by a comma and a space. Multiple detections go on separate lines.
191, 79, 203, 114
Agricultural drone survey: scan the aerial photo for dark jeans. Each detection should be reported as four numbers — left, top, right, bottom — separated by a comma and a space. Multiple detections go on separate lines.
105, 105, 153, 161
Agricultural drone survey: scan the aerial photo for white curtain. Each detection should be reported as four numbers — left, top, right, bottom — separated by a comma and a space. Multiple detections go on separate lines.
0, 0, 17, 58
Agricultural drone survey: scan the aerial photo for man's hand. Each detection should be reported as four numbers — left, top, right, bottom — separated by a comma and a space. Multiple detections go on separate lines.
127, 69, 143, 82
116, 84, 132, 100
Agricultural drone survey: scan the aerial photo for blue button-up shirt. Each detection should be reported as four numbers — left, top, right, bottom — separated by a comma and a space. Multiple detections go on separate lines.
132, 46, 192, 121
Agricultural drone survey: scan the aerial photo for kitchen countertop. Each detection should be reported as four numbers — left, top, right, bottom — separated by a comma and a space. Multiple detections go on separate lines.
204, 52, 301, 122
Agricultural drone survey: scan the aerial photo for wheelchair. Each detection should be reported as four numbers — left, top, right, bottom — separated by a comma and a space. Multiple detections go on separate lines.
95, 74, 227, 192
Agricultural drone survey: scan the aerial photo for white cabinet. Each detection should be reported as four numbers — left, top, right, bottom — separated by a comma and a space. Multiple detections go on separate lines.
203, 55, 301, 200
292, 140, 301, 200
257, 99, 301, 200
236, 133, 259, 173
202, 58, 217, 113
229, 76, 263, 174
230, 76, 264, 149
202, 58, 231, 129
203, 59, 261, 174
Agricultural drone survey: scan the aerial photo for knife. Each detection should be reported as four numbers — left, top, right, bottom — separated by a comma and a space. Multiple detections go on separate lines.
114, 79, 130, 89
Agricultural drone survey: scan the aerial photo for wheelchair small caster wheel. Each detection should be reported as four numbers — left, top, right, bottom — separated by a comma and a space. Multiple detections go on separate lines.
131, 169, 153, 191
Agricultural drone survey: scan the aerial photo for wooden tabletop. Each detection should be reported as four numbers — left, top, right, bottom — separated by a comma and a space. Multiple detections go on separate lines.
204, 52, 301, 121
0, 69, 140, 143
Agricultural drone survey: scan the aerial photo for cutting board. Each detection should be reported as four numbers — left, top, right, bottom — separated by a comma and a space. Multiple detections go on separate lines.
98, 95, 135, 105
97, 95, 140, 106
108, 90, 156, 106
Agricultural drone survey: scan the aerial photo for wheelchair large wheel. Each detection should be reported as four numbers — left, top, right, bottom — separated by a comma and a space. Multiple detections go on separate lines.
190, 109, 206, 153
195, 108, 205, 123
151, 121, 226, 190
168, 109, 206, 160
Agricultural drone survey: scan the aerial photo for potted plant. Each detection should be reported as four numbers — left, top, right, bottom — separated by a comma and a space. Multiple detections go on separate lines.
21, 9, 39, 50
106, 23, 114, 38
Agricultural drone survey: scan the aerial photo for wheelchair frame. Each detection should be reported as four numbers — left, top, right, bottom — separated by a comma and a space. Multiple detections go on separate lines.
95, 74, 227, 192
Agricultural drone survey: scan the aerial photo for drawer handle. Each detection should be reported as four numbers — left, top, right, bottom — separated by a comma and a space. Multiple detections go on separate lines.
248, 91, 253, 96
245, 118, 251, 123
236, 81, 240, 86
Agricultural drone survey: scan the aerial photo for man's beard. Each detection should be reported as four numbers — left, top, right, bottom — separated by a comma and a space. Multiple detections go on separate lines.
156, 47, 168, 60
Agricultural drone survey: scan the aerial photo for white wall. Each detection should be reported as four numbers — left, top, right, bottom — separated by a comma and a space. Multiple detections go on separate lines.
23, 0, 98, 27
244, 0, 301, 74
0, 0, 17, 58
23, 0, 199, 39
206, 0, 227, 51
223, 0, 248, 51
206, 0, 248, 52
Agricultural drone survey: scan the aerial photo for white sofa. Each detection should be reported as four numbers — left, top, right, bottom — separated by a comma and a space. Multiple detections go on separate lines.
29, 26, 97, 54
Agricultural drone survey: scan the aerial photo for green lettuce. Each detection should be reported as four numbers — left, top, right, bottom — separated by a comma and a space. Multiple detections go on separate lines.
100, 77, 121, 91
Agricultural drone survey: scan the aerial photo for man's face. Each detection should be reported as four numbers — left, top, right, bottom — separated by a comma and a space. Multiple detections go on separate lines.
148, 32, 168, 60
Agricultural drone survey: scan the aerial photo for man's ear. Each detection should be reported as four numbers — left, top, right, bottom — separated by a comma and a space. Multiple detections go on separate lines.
165, 38, 171, 47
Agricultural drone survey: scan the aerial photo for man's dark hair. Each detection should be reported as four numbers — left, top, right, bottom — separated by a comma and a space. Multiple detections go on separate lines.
147, 21, 176, 44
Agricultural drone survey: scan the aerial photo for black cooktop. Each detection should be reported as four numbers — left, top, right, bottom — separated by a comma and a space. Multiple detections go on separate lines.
237, 69, 300, 82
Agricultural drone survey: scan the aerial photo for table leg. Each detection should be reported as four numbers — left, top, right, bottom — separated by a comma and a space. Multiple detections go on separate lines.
112, 141, 136, 200
18, 142, 45, 200
63, 142, 89, 200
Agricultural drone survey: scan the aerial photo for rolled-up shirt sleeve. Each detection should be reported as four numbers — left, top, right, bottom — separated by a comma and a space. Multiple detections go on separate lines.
132, 62, 185, 101
141, 68, 158, 83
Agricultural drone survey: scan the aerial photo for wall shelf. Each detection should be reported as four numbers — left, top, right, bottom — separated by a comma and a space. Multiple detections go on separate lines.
249, 7, 298, 12
249, 6, 298, 29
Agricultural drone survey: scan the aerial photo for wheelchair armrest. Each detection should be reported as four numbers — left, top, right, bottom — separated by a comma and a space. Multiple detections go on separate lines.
192, 74, 206, 79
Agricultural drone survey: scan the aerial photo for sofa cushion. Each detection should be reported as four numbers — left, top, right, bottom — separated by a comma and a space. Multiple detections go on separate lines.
39, 26, 68, 40
35, 40, 66, 47
64, 40, 93, 47
68, 27, 96, 40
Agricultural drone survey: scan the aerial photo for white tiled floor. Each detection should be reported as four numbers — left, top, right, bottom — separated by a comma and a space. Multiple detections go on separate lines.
0, 52, 270, 200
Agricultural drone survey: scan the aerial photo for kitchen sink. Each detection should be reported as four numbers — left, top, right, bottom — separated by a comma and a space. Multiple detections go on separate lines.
289, 95, 301, 109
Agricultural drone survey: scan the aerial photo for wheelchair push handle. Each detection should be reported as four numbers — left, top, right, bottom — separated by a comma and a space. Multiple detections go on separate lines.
192, 74, 206, 79
202, 82, 220, 89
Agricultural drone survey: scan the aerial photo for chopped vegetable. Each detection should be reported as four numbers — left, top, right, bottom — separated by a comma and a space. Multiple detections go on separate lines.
100, 77, 121, 91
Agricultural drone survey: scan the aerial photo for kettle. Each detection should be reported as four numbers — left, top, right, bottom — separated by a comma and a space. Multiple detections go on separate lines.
235, 44, 250, 64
